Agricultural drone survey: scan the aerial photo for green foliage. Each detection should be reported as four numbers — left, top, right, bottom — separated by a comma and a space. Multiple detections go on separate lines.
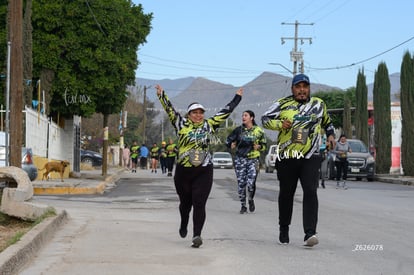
342, 96, 352, 137
31, 0, 152, 118
400, 51, 414, 175
313, 88, 356, 129
373, 62, 391, 174
355, 69, 369, 145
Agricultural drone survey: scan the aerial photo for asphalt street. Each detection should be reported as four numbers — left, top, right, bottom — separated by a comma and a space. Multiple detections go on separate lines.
16, 169, 414, 274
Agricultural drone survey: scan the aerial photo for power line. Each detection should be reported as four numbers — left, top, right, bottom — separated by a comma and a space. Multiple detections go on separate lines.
307, 35, 414, 71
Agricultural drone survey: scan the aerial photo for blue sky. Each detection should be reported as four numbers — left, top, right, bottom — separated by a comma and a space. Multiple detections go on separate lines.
133, 0, 414, 90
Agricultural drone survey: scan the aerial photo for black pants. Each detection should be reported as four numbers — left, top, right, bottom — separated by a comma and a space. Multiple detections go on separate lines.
160, 157, 167, 173
276, 155, 319, 236
140, 157, 147, 169
166, 156, 176, 173
335, 159, 348, 181
174, 164, 213, 237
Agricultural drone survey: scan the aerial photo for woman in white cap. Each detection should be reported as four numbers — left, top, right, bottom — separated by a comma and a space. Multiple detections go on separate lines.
156, 84, 243, 248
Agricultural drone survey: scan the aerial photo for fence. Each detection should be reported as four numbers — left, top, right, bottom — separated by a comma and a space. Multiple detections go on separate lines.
24, 107, 74, 162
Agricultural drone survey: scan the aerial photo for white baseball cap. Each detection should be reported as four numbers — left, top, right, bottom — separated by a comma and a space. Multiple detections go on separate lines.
187, 103, 205, 113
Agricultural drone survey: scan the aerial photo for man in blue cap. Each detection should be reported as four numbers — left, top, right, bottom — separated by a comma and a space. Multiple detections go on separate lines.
261, 73, 336, 247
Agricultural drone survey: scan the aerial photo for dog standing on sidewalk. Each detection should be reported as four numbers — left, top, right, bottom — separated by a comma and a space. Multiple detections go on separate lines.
38, 160, 70, 182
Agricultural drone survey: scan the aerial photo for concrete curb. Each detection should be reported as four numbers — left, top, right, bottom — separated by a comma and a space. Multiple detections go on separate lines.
0, 210, 68, 275
376, 177, 414, 186
33, 169, 123, 195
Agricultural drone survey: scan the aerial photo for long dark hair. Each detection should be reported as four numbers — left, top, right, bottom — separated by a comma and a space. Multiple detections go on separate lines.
244, 110, 257, 126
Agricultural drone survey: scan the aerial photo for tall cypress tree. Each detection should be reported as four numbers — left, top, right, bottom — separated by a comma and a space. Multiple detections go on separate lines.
373, 62, 391, 174
342, 95, 352, 137
355, 68, 369, 146
400, 51, 414, 175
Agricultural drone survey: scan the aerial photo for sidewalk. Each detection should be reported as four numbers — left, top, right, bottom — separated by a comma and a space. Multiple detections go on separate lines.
32, 167, 125, 195
375, 174, 414, 186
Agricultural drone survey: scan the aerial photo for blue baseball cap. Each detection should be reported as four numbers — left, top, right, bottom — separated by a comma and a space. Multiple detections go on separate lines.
292, 74, 310, 86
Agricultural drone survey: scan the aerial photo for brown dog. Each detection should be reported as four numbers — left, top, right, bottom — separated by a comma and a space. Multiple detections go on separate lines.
38, 160, 70, 182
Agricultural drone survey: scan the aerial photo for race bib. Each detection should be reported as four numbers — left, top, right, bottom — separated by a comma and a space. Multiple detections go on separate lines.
291, 128, 309, 144
188, 149, 207, 167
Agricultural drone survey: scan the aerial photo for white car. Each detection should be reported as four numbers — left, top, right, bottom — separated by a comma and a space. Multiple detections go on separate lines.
212, 152, 233, 169
265, 144, 278, 173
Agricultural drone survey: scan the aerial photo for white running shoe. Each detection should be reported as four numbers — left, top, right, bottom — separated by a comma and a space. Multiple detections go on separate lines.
304, 235, 319, 247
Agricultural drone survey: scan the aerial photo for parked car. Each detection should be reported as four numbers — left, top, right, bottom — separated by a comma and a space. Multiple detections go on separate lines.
326, 139, 375, 181
212, 152, 233, 169
0, 147, 38, 181
81, 149, 103, 167
265, 144, 278, 173
21, 148, 38, 181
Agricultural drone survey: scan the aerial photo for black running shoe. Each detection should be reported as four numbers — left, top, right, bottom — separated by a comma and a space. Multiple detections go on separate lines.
179, 227, 187, 238
191, 236, 203, 248
248, 200, 255, 212
240, 206, 247, 214
279, 229, 289, 245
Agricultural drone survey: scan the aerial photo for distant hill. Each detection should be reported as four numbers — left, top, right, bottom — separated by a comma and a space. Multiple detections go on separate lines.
131, 71, 400, 140
142, 71, 339, 116
131, 77, 195, 102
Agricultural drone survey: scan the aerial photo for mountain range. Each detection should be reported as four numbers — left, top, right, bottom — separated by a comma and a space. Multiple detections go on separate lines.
134, 72, 338, 119
134, 71, 401, 116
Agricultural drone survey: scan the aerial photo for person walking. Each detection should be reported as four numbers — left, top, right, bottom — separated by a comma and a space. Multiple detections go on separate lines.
261, 73, 336, 248
130, 141, 140, 173
226, 110, 266, 214
165, 138, 178, 177
334, 134, 352, 189
140, 144, 149, 170
150, 143, 160, 173
156, 84, 243, 248
122, 144, 131, 170
159, 141, 168, 174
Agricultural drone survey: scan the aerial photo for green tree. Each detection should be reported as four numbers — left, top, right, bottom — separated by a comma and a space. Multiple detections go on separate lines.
342, 95, 352, 137
373, 62, 391, 174
313, 88, 355, 130
355, 69, 369, 145
31, 0, 152, 118
400, 51, 414, 176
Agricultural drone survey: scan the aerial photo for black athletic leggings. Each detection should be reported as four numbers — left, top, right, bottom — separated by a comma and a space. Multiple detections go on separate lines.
174, 164, 213, 237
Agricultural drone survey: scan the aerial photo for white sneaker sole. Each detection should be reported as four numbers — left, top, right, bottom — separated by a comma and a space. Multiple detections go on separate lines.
304, 235, 319, 247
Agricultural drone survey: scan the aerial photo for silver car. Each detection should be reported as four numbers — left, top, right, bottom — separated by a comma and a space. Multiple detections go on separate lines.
212, 152, 233, 169
0, 147, 38, 181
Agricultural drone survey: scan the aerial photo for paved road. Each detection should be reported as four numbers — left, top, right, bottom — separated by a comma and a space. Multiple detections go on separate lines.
21, 169, 414, 275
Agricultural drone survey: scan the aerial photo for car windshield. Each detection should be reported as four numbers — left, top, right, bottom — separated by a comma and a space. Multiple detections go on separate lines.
348, 140, 368, 153
214, 153, 231, 159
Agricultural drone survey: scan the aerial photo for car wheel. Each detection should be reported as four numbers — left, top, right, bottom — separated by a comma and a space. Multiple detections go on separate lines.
367, 177, 374, 182
82, 157, 94, 166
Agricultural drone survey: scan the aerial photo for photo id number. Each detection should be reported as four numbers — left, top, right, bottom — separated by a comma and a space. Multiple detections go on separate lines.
352, 244, 383, 251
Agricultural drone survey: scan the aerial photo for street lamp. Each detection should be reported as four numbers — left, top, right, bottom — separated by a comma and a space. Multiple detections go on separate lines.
268, 62, 294, 75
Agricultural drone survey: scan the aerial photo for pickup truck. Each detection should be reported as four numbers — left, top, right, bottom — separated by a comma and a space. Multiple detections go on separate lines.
264, 144, 278, 173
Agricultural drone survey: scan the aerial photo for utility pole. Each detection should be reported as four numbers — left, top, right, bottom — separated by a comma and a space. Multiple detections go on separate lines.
281, 20, 313, 75
142, 85, 151, 145
9, 0, 23, 167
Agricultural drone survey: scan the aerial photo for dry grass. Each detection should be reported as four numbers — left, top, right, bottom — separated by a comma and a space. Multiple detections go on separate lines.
0, 212, 33, 252
0, 202, 56, 252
